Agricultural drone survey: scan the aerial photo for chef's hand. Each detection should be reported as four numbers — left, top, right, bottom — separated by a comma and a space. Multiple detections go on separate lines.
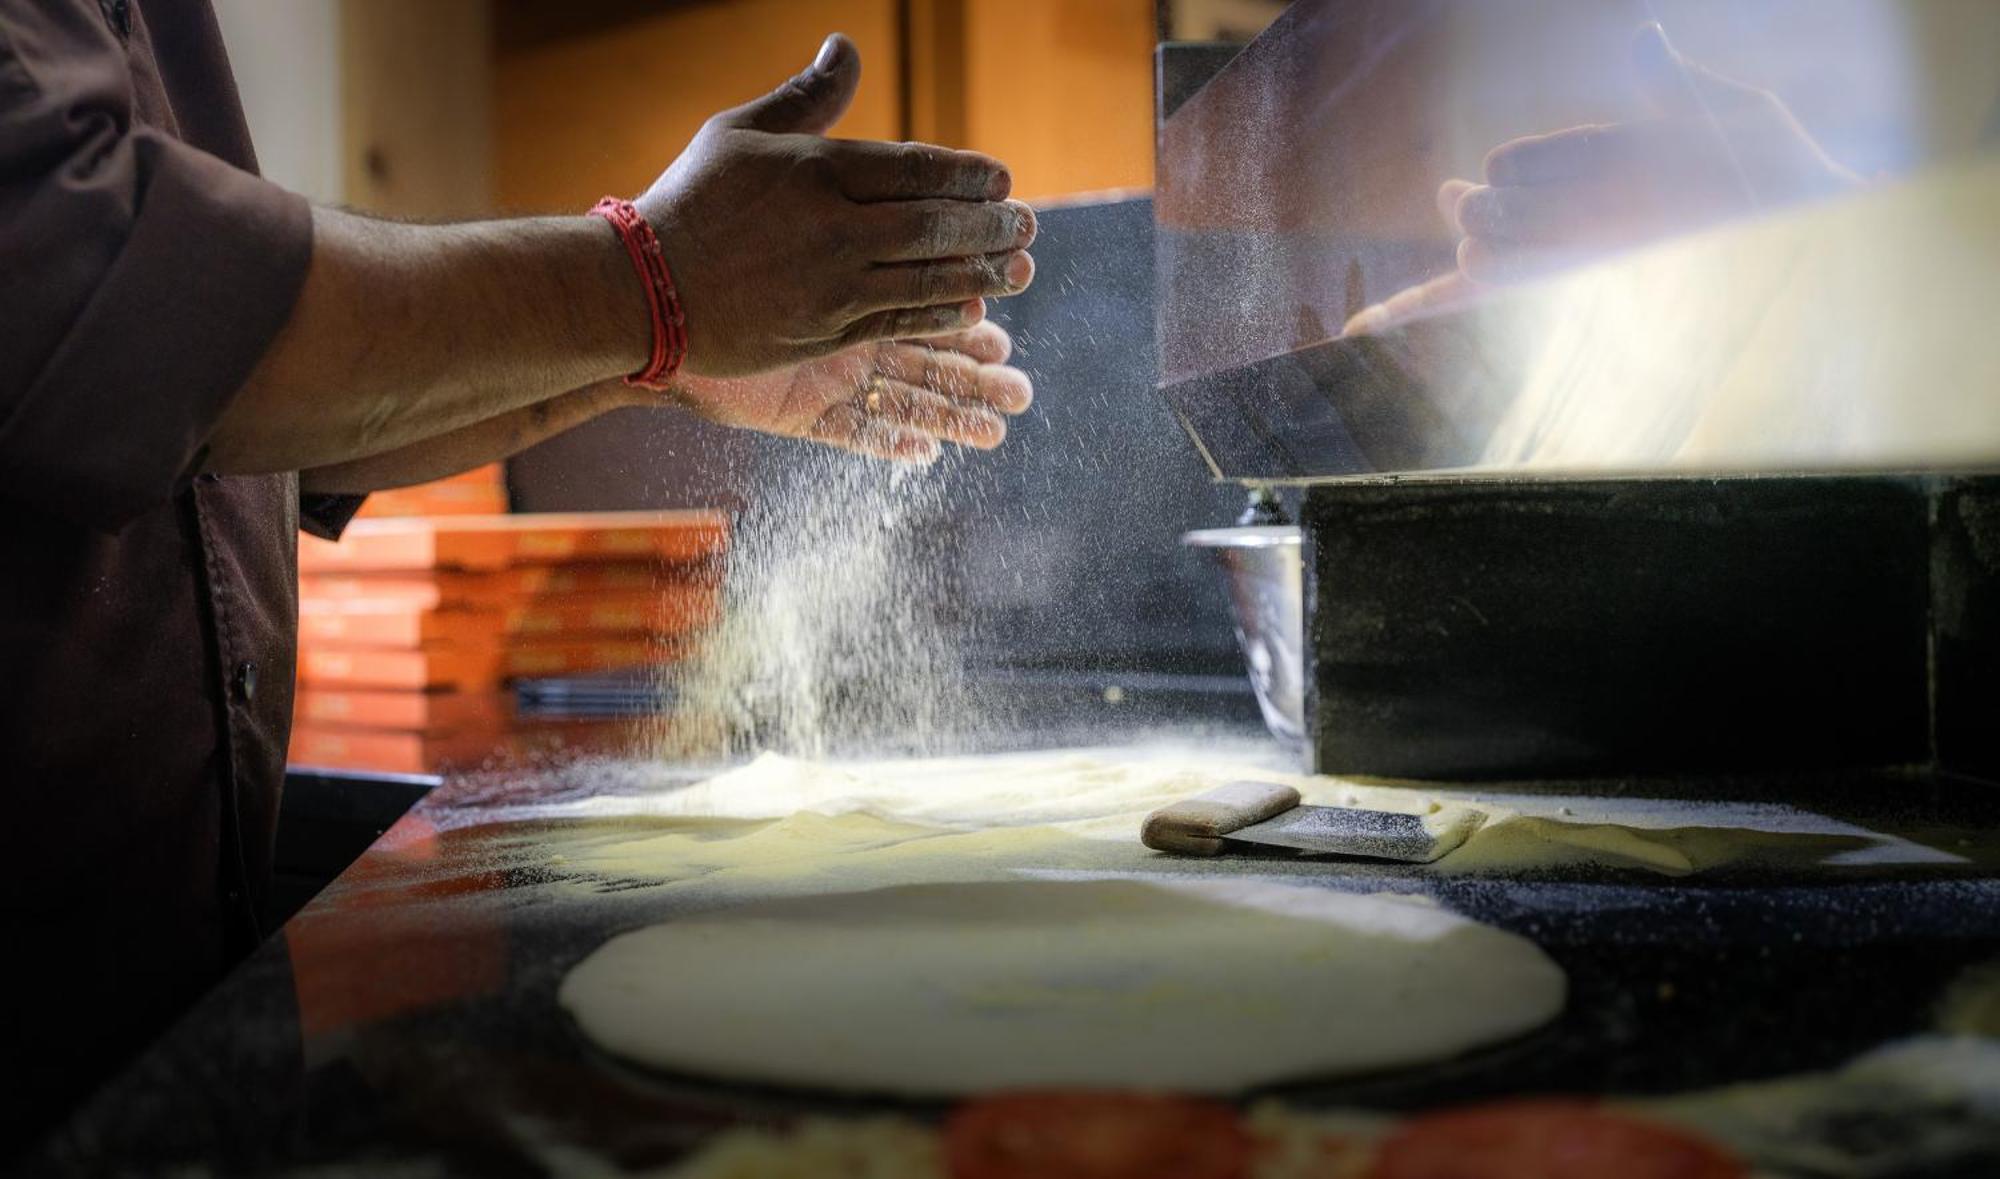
638, 34, 1037, 378
668, 319, 1033, 463
1344, 24, 1856, 335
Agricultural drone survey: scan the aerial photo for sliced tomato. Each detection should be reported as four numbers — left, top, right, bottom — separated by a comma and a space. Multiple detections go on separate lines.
1367, 1099, 1746, 1179
945, 1091, 1252, 1179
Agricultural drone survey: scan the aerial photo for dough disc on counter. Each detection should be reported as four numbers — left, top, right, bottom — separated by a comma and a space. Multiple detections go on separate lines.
559, 879, 1566, 1096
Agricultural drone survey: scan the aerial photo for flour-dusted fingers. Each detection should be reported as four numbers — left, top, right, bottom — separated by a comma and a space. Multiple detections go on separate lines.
873, 333, 1032, 413
838, 299, 985, 349
874, 339, 976, 401
856, 250, 1033, 320
861, 377, 1008, 449
958, 354, 1034, 414
865, 199, 1036, 262
809, 402, 942, 464
921, 320, 1015, 366
830, 138, 1012, 202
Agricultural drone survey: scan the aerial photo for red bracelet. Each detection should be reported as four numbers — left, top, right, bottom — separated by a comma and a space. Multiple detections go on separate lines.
588, 196, 687, 389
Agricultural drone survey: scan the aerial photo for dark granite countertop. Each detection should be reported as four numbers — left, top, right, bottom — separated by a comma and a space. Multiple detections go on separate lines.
26, 718, 2000, 1177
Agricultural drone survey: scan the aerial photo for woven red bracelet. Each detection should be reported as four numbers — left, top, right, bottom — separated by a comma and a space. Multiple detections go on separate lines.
588, 196, 687, 389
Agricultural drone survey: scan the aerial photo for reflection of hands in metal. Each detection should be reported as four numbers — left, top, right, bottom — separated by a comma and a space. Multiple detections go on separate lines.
1345, 24, 1858, 336
1448, 23, 1857, 282
668, 321, 1033, 464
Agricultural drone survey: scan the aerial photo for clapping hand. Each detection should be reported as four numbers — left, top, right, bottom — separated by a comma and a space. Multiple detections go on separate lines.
668, 320, 1032, 463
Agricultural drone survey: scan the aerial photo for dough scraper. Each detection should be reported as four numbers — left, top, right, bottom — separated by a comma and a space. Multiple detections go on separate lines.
1142, 781, 1483, 861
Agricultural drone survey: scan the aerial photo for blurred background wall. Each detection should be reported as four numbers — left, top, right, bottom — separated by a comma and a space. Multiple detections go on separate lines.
212, 0, 1222, 217
209, 0, 344, 203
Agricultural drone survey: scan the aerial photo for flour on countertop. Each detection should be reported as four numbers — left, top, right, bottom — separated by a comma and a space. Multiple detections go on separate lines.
535, 748, 1936, 889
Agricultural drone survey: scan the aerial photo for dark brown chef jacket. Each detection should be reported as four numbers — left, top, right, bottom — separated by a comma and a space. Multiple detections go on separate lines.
0, 0, 359, 1147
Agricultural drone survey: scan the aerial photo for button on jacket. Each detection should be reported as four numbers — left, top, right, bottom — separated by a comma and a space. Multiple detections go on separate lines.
0, 0, 358, 1146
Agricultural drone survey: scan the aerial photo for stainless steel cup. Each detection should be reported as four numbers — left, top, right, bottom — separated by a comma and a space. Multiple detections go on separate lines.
1182, 525, 1305, 748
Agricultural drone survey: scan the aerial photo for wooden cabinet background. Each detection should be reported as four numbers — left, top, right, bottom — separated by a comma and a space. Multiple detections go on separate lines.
495, 0, 902, 213
959, 0, 1155, 201
491, 0, 1156, 213
343, 0, 494, 219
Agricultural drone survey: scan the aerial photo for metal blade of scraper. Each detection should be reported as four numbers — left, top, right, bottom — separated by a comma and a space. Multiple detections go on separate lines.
1229, 803, 1481, 862
1141, 781, 1483, 862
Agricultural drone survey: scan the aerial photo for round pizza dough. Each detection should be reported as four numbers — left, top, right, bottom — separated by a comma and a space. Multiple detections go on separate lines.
559, 879, 1566, 1096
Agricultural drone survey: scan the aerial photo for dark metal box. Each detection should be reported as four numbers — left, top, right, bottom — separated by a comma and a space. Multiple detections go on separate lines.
1302, 474, 1996, 781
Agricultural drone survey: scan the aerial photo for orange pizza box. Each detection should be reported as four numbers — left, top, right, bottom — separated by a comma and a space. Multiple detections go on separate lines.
298, 511, 728, 573
525, 561, 709, 594
287, 726, 506, 774
299, 573, 502, 610
357, 481, 510, 519
298, 521, 514, 574
296, 646, 502, 691
292, 688, 512, 734
508, 510, 729, 564
500, 637, 669, 678
298, 562, 709, 609
297, 639, 676, 689
297, 601, 503, 648
297, 586, 715, 648
289, 718, 633, 774
507, 586, 719, 639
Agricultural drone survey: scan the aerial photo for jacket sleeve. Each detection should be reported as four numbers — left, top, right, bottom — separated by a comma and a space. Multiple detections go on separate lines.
299, 492, 366, 542
0, 1, 312, 531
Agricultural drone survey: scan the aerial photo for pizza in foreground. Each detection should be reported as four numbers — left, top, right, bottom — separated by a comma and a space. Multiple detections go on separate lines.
559, 880, 1568, 1095
657, 1093, 1747, 1179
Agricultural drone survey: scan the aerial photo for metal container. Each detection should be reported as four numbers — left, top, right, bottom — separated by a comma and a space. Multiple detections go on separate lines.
1182, 525, 1305, 748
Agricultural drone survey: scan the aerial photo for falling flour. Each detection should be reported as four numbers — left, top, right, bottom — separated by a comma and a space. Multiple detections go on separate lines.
659, 449, 973, 760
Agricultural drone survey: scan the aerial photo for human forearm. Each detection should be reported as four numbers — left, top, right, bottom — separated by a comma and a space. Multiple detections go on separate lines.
210, 208, 646, 475
296, 378, 649, 494
210, 34, 1033, 479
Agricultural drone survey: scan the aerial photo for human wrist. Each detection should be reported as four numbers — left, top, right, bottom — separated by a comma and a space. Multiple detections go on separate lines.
579, 214, 660, 379
588, 197, 689, 389
609, 376, 684, 411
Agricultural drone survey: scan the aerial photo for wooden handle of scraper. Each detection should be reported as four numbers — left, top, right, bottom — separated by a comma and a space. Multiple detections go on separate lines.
1141, 781, 1302, 856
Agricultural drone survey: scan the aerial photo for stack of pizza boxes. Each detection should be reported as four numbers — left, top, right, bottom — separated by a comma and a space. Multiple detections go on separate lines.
290, 466, 726, 774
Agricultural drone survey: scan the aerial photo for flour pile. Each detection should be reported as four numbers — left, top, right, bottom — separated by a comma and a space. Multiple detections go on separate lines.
547, 747, 1941, 887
